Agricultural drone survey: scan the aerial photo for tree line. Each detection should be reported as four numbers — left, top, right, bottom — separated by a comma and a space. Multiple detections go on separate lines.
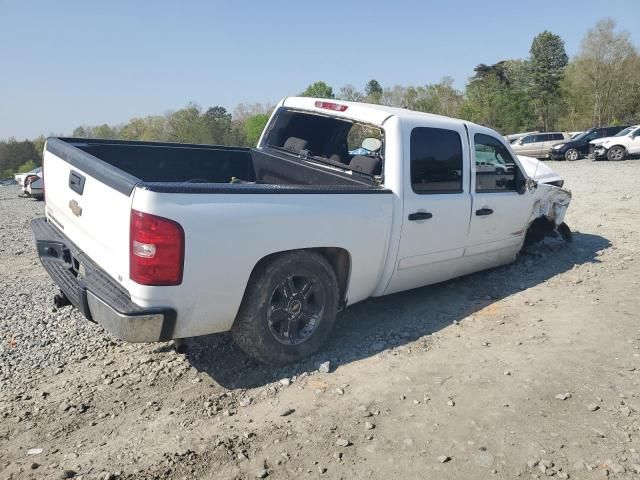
2, 18, 638, 178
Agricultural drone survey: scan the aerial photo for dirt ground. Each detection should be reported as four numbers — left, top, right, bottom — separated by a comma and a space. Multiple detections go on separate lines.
1, 159, 639, 479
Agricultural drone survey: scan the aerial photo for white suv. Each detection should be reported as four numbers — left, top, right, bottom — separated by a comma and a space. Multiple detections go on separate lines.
592, 126, 640, 161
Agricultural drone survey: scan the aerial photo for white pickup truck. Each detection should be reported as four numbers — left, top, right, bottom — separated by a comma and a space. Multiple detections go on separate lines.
32, 97, 571, 365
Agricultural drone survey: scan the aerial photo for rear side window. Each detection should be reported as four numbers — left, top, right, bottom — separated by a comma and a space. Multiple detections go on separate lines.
410, 127, 463, 194
552, 133, 564, 141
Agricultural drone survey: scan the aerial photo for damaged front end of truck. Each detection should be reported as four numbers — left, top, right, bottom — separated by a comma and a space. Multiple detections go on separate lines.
514, 154, 573, 247
523, 183, 572, 246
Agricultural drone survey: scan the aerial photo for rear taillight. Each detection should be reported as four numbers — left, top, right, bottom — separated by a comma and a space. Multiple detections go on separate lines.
130, 209, 184, 286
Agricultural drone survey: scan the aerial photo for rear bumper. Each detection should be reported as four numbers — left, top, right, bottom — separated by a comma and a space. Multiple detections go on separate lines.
31, 217, 176, 342
27, 187, 43, 198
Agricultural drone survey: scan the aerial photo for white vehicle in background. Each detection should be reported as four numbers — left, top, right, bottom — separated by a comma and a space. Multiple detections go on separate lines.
32, 97, 572, 365
14, 167, 44, 199
26, 176, 44, 199
589, 125, 640, 158
592, 125, 640, 161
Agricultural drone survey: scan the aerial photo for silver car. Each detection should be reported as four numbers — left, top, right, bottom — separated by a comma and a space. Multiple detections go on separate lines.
511, 132, 571, 158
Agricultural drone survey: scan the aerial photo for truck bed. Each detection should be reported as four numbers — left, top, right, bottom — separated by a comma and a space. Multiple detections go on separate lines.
48, 138, 381, 196
41, 136, 394, 340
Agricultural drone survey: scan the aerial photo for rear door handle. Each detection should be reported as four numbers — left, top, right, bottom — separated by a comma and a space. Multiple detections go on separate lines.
475, 208, 494, 216
408, 211, 433, 221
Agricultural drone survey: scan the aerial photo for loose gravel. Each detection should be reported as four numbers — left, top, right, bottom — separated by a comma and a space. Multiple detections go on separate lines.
1, 160, 640, 479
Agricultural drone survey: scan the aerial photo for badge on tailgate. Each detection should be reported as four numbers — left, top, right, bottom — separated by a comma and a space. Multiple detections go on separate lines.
69, 199, 83, 217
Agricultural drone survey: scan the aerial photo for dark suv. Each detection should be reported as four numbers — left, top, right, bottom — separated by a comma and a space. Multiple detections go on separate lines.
549, 126, 629, 160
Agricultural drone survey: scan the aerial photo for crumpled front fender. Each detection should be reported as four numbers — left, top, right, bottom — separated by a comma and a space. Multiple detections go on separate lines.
530, 184, 572, 226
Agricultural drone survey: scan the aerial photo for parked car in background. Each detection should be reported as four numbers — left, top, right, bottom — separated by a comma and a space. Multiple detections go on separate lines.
549, 126, 628, 161
26, 176, 44, 199
505, 131, 538, 144
569, 131, 583, 139
589, 125, 639, 156
592, 125, 640, 161
32, 97, 571, 365
14, 167, 43, 198
511, 132, 571, 158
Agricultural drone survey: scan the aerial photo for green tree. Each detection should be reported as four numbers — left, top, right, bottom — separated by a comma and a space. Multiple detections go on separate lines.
300, 81, 334, 99
461, 60, 535, 133
72, 126, 88, 138
565, 18, 640, 127
93, 124, 118, 139
244, 113, 270, 146
233, 102, 272, 122
529, 31, 568, 130
365, 79, 383, 103
166, 103, 210, 144
404, 77, 464, 117
30, 136, 45, 162
0, 138, 40, 177
17, 159, 38, 173
338, 84, 363, 102
380, 86, 407, 107
203, 106, 232, 144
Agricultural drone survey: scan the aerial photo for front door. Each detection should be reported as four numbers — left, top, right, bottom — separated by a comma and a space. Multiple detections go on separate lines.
516, 134, 538, 156
466, 126, 536, 259
386, 124, 472, 294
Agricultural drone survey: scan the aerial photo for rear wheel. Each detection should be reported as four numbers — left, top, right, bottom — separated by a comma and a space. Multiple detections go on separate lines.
607, 146, 626, 161
231, 251, 338, 365
564, 148, 579, 161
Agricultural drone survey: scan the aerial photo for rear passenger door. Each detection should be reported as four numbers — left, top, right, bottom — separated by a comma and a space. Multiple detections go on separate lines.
538, 133, 557, 157
529, 134, 547, 158
466, 127, 536, 258
386, 124, 471, 294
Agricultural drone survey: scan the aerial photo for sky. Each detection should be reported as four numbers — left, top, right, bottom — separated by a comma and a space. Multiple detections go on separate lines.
0, 0, 638, 139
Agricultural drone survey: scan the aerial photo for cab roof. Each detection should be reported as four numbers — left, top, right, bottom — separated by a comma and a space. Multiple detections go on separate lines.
281, 96, 481, 130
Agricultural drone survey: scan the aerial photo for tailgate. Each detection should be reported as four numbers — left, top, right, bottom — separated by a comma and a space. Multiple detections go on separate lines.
43, 139, 139, 289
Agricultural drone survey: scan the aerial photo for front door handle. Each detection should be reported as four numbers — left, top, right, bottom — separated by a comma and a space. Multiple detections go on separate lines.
476, 208, 494, 216
408, 211, 433, 221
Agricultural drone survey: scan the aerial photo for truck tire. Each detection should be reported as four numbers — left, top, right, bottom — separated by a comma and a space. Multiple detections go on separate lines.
231, 251, 339, 365
607, 146, 626, 161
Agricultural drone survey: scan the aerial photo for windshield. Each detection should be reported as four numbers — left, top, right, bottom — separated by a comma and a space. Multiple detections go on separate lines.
571, 130, 593, 142
614, 126, 634, 137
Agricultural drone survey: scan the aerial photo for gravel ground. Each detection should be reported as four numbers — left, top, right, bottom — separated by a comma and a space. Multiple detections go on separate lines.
1, 160, 639, 479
